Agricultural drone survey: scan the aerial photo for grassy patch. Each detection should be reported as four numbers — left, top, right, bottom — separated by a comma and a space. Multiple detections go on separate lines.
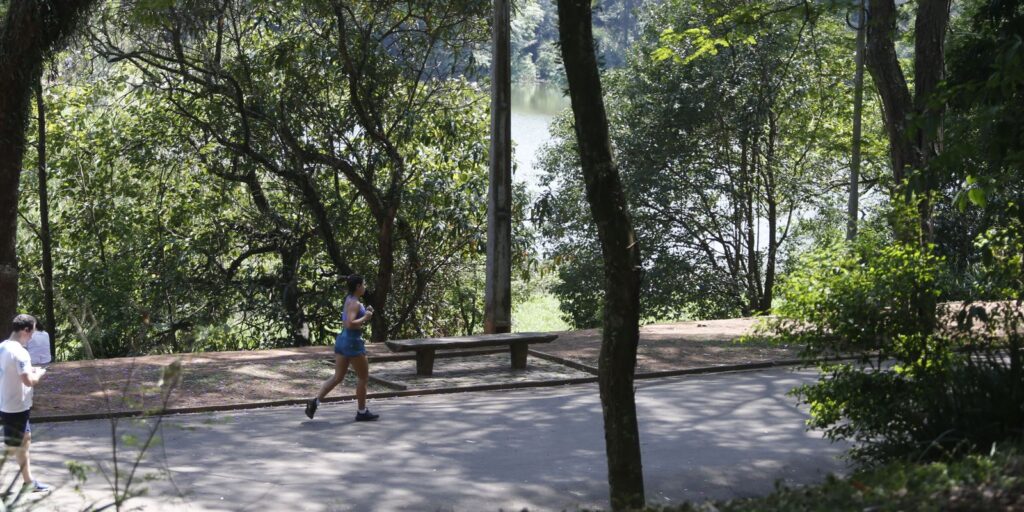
513, 291, 571, 333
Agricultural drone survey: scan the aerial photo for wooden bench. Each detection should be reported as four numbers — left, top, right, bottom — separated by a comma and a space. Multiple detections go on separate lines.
384, 332, 558, 376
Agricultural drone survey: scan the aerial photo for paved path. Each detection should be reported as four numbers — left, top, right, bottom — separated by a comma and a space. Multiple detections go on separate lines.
19, 368, 846, 511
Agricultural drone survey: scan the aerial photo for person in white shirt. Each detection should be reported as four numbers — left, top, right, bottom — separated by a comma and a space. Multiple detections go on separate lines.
26, 321, 51, 367
0, 314, 49, 493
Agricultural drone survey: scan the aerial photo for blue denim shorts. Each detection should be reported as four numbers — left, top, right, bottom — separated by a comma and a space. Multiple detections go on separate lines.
334, 329, 366, 357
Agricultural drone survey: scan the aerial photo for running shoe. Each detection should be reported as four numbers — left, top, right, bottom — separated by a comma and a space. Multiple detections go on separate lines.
355, 409, 379, 422
26, 481, 51, 493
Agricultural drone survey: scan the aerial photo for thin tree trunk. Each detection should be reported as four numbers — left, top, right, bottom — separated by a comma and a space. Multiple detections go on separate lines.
848, 0, 866, 241
735, 134, 750, 313
557, 1, 645, 509
761, 114, 779, 313
36, 79, 58, 355
745, 139, 759, 314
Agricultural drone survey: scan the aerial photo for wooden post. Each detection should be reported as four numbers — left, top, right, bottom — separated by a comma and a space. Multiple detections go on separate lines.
510, 341, 528, 369
485, 0, 512, 334
415, 349, 436, 376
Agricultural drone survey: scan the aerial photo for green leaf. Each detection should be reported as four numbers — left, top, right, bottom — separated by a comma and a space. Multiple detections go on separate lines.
651, 47, 675, 62
968, 187, 987, 208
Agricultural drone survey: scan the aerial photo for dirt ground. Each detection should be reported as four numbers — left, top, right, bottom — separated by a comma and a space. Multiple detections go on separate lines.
33, 317, 800, 419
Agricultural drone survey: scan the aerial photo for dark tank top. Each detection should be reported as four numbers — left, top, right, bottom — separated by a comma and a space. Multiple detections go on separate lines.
341, 296, 366, 326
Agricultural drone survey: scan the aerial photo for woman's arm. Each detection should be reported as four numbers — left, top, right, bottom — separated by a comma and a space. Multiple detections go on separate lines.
344, 299, 372, 329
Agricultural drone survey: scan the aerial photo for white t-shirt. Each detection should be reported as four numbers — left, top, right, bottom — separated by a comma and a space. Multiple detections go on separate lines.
27, 331, 52, 366
0, 340, 34, 413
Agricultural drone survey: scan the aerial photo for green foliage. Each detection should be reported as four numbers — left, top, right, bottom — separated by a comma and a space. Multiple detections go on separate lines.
509, 0, 640, 83
658, 443, 1024, 511
931, 0, 1024, 301
797, 339, 1024, 464
974, 218, 1024, 296
768, 236, 943, 354
17, 0, 512, 357
760, 0, 1024, 467
536, 0, 875, 327
767, 227, 1024, 464
653, 23, 753, 65
550, 248, 604, 329
19, 68, 248, 358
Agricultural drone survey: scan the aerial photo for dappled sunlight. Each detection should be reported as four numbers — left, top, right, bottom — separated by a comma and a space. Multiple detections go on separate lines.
228, 364, 289, 380
28, 368, 846, 511
634, 370, 848, 505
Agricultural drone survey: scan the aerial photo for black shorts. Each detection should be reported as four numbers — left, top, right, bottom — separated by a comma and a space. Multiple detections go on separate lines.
0, 410, 31, 447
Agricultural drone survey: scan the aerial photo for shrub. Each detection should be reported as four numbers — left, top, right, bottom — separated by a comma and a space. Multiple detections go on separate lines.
768, 237, 943, 358
765, 236, 1024, 465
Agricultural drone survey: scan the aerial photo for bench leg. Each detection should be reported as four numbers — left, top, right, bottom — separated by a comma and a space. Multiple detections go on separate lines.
510, 341, 528, 370
415, 349, 436, 376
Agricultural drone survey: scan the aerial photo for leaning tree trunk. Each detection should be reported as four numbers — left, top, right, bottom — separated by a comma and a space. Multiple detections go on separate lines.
0, 0, 98, 322
557, 1, 645, 509
865, 0, 916, 187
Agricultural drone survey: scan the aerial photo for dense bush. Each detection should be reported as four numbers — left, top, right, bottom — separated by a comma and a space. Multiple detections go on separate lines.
768, 236, 943, 356
765, 232, 1024, 464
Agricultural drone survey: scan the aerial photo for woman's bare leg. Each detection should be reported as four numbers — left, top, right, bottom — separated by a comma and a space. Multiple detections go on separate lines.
317, 355, 351, 401
350, 355, 370, 410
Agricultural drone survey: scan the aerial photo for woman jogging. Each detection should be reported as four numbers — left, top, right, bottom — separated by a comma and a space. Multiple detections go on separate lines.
305, 274, 379, 421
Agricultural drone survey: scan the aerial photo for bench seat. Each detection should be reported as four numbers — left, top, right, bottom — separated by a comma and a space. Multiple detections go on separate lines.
384, 332, 558, 376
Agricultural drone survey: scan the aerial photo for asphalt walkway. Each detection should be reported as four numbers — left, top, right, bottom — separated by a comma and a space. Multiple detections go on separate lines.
19, 367, 846, 511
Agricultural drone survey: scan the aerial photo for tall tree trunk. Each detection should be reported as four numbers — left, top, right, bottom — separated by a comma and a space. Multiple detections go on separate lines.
865, 0, 949, 334
36, 79, 58, 355
0, 0, 97, 322
280, 242, 310, 347
761, 115, 779, 313
557, 1, 645, 509
745, 138, 759, 314
391, 217, 430, 338
911, 0, 950, 245
369, 212, 396, 342
485, 0, 513, 334
735, 133, 750, 313
865, 0, 916, 187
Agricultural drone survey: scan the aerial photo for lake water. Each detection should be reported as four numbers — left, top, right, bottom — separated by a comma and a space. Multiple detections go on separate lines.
510, 82, 570, 195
